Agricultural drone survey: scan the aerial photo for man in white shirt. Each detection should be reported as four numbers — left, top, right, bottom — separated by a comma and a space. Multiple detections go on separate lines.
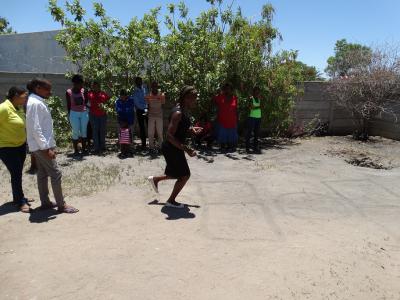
26, 78, 78, 214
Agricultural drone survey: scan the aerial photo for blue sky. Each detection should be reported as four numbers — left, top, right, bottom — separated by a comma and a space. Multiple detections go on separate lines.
2, 0, 400, 75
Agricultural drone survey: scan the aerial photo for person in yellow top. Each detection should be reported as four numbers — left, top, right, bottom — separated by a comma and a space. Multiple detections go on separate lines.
246, 86, 262, 154
0, 87, 32, 213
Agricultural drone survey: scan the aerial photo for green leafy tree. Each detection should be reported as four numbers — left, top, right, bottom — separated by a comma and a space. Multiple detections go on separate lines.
325, 39, 372, 78
294, 61, 324, 81
48, 0, 308, 135
0, 17, 15, 34
47, 96, 71, 146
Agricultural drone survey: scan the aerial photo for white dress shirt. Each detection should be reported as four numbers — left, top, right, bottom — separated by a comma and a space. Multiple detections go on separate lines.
26, 94, 56, 152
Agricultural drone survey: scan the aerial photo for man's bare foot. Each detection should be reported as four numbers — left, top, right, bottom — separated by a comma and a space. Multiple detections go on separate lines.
58, 204, 79, 214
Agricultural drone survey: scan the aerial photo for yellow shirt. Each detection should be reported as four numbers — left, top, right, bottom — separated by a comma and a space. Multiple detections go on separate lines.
0, 99, 26, 148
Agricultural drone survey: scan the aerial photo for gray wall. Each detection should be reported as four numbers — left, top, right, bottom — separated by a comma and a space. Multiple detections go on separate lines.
0, 72, 70, 101
0, 30, 75, 73
293, 82, 357, 135
293, 82, 400, 140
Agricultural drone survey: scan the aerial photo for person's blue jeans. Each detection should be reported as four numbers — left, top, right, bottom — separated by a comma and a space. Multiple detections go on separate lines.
246, 117, 261, 150
69, 111, 89, 140
90, 114, 107, 152
0, 144, 27, 205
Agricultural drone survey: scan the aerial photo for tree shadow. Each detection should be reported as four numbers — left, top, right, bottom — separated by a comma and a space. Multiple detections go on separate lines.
0, 202, 19, 216
148, 199, 199, 220
29, 208, 58, 223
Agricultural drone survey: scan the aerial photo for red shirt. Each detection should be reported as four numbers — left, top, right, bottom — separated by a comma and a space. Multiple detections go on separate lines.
87, 91, 110, 117
214, 94, 238, 128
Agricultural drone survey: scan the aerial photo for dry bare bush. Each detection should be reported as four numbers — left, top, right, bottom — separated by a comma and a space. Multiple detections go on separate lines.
327, 45, 400, 140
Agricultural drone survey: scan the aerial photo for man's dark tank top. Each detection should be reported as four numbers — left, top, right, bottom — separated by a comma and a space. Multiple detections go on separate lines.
168, 106, 191, 144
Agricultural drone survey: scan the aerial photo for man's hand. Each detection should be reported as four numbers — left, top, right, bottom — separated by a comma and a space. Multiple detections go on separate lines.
187, 149, 197, 157
41, 149, 56, 160
184, 146, 197, 157
191, 127, 203, 135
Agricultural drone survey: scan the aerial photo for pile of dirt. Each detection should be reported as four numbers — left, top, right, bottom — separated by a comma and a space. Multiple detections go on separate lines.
345, 155, 389, 170
325, 137, 396, 170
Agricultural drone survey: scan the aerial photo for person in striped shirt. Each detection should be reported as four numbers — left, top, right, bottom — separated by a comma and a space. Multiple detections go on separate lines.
118, 120, 132, 158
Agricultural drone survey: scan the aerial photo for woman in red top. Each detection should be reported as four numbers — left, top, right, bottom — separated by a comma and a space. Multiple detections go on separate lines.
213, 83, 238, 151
87, 81, 110, 154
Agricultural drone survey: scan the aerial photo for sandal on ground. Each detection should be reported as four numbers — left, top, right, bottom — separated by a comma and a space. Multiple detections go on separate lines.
24, 198, 35, 203
147, 176, 159, 194
20, 203, 31, 213
165, 201, 185, 209
39, 201, 57, 210
58, 205, 79, 214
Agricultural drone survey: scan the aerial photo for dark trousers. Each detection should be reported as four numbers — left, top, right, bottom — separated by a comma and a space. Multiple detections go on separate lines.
0, 144, 26, 204
246, 117, 261, 150
136, 109, 148, 147
90, 114, 107, 151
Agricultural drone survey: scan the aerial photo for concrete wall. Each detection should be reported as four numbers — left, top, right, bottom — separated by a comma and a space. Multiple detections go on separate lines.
293, 81, 400, 140
369, 104, 400, 140
293, 82, 357, 135
0, 72, 70, 101
0, 31, 75, 73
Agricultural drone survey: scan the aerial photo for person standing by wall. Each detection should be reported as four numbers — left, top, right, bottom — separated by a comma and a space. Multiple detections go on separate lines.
26, 78, 78, 214
87, 81, 110, 154
0, 87, 32, 213
66, 75, 89, 156
115, 89, 135, 142
145, 81, 165, 154
213, 83, 239, 152
26, 80, 37, 174
245, 86, 262, 153
132, 77, 148, 150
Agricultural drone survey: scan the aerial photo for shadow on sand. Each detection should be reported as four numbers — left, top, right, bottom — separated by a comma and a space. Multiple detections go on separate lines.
148, 199, 200, 220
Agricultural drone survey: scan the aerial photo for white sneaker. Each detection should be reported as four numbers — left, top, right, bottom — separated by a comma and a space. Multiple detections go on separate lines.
147, 176, 159, 194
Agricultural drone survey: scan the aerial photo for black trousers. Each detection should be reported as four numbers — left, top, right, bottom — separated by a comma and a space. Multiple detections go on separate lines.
0, 144, 26, 204
246, 117, 261, 150
136, 109, 148, 147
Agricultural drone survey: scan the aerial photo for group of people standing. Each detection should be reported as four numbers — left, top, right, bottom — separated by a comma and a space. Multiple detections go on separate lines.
0, 74, 264, 212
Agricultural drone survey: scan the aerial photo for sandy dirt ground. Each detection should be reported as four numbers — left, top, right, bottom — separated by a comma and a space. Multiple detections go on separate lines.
1, 136, 400, 300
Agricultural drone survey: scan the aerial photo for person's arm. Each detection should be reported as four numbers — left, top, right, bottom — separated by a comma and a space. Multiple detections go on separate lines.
115, 99, 122, 114
84, 90, 90, 106
0, 106, 6, 123
66, 91, 71, 114
167, 111, 196, 157
132, 90, 138, 109
160, 93, 166, 105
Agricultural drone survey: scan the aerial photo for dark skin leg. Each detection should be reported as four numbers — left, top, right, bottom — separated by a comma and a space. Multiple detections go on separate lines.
153, 175, 190, 203
72, 139, 79, 154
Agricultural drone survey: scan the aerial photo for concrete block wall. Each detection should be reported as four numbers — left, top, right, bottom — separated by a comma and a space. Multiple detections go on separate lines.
0, 72, 70, 101
369, 104, 400, 140
294, 82, 357, 135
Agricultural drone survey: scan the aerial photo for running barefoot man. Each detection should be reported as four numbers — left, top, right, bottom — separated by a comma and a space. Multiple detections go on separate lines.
148, 86, 202, 208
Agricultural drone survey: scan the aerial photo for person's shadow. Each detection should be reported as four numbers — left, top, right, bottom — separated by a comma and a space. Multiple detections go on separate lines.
29, 208, 58, 223
0, 201, 19, 216
148, 200, 199, 220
